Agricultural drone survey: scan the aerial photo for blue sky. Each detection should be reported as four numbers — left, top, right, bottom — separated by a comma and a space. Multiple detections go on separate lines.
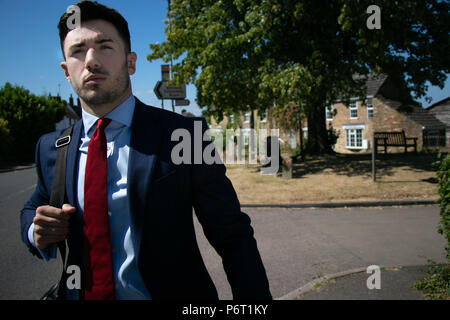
0, 0, 203, 115
0, 0, 448, 117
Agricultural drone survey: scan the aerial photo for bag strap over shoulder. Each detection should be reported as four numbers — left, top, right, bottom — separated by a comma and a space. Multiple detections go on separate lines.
45, 125, 73, 299
50, 126, 73, 209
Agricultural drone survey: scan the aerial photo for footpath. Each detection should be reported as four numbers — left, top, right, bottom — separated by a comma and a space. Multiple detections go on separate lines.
0, 162, 35, 173
242, 202, 444, 301
278, 265, 433, 300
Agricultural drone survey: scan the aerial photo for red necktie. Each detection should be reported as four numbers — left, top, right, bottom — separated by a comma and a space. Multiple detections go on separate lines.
83, 118, 115, 300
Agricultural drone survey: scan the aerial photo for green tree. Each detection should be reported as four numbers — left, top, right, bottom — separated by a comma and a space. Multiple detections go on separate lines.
0, 83, 66, 161
148, 0, 449, 153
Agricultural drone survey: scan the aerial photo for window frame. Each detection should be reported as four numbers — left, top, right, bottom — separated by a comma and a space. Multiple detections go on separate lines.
326, 104, 333, 121
349, 101, 358, 120
260, 109, 267, 123
244, 111, 250, 123
343, 124, 365, 150
366, 98, 374, 119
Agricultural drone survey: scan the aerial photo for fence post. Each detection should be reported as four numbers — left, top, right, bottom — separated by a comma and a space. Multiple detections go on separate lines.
372, 136, 376, 182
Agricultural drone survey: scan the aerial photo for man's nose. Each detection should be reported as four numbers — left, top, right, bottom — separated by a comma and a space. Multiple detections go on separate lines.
84, 48, 101, 71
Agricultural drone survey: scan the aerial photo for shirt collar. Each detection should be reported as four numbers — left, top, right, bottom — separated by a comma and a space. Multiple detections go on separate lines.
81, 94, 135, 135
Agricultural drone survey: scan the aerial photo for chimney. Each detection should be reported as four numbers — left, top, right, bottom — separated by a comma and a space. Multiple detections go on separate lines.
69, 94, 74, 107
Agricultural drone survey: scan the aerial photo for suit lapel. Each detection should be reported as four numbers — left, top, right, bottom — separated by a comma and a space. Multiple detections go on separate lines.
128, 98, 163, 256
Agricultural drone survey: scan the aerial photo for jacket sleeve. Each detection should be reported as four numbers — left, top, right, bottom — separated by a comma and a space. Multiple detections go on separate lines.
20, 134, 54, 259
191, 118, 272, 300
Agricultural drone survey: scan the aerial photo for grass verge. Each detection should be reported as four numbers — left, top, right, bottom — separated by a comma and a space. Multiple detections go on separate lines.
225, 153, 439, 204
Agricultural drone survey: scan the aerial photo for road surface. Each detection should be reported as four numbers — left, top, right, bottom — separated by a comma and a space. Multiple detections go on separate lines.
0, 168, 446, 299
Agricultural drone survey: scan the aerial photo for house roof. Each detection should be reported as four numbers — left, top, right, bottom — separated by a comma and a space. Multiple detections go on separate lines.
426, 96, 450, 110
356, 75, 447, 129
64, 104, 81, 120
354, 73, 389, 97
403, 105, 446, 129
378, 96, 446, 130
335, 73, 388, 101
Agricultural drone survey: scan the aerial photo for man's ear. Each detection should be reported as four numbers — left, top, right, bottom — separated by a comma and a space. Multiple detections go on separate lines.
60, 61, 71, 83
127, 52, 137, 76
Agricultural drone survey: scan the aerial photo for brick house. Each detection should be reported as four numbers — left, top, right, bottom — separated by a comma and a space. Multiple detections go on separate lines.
326, 74, 446, 153
426, 97, 450, 149
209, 107, 302, 151
209, 74, 446, 154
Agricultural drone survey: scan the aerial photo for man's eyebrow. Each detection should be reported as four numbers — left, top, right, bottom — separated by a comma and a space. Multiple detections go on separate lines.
95, 38, 114, 44
69, 38, 114, 50
69, 42, 86, 49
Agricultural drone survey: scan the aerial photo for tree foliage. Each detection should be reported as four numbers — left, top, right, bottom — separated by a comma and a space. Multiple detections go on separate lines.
0, 83, 66, 161
435, 153, 450, 261
148, 0, 449, 153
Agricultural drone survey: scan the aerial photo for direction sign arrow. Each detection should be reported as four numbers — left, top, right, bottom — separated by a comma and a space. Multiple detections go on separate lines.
154, 81, 187, 100
153, 81, 163, 99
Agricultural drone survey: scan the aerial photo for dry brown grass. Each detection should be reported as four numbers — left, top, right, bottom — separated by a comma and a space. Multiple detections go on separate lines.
224, 153, 439, 204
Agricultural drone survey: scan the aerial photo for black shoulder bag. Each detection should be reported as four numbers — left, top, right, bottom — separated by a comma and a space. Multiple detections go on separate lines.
40, 126, 73, 300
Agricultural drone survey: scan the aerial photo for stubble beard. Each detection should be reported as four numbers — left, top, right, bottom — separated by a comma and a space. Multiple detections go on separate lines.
75, 61, 130, 107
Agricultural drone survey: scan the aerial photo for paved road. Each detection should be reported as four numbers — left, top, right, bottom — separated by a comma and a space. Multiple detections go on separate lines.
195, 206, 447, 299
0, 168, 61, 300
0, 168, 447, 299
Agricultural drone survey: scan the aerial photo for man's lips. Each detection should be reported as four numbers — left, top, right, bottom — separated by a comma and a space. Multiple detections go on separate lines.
84, 75, 107, 84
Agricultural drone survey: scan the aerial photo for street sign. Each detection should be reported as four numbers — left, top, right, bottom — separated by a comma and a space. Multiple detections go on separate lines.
175, 99, 190, 106
161, 64, 170, 82
154, 81, 186, 100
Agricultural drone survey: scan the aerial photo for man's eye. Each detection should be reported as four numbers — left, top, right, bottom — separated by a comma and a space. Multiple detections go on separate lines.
101, 45, 112, 50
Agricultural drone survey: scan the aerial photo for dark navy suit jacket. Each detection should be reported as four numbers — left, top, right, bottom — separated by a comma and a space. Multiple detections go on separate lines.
20, 98, 272, 300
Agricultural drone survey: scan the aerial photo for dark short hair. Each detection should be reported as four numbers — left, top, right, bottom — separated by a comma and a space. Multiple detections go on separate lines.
58, 0, 131, 58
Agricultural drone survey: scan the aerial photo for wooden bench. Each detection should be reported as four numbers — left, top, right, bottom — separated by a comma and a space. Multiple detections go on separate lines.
374, 131, 418, 154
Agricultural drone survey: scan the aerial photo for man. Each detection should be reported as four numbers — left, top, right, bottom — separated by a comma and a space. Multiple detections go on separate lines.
20, 1, 271, 300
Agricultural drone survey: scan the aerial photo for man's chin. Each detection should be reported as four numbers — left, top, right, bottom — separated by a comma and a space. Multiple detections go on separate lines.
79, 92, 110, 106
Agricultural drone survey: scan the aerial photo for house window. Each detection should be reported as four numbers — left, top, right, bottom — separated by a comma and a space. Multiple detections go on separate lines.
349, 102, 358, 119
289, 130, 297, 148
345, 129, 363, 148
260, 109, 267, 123
366, 98, 373, 119
326, 105, 333, 121
244, 112, 250, 123
229, 114, 234, 123
423, 129, 446, 147
241, 128, 251, 146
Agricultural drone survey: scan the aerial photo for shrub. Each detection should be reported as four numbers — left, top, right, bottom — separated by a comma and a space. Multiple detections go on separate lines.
0, 83, 65, 161
0, 118, 12, 161
413, 153, 450, 300
435, 152, 450, 261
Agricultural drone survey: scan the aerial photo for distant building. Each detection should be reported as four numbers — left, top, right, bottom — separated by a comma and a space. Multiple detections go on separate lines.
326, 74, 446, 153
55, 94, 82, 130
209, 74, 447, 154
426, 97, 450, 148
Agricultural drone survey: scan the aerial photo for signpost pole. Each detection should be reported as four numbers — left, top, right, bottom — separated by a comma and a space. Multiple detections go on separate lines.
372, 136, 376, 182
